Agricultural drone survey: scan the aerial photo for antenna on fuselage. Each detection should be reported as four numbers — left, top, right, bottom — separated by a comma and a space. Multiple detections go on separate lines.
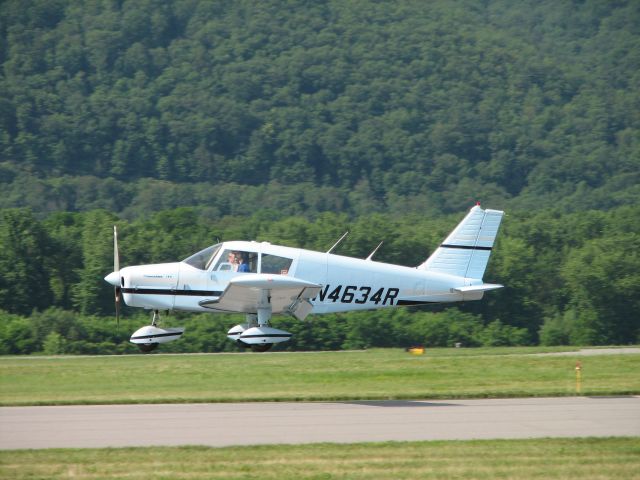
326, 231, 349, 254
365, 241, 384, 261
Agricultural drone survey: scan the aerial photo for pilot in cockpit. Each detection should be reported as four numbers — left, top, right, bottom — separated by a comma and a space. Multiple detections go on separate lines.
236, 252, 250, 272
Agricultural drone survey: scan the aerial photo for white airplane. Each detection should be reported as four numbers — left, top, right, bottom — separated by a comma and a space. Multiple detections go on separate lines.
105, 204, 504, 352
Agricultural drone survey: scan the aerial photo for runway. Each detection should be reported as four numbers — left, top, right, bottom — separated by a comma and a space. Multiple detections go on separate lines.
1, 396, 639, 449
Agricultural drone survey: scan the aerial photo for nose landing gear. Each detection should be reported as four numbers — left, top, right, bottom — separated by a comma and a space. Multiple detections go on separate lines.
130, 310, 185, 353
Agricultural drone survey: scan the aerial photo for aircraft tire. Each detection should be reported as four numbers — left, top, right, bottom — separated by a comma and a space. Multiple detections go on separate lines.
251, 343, 273, 353
137, 343, 159, 353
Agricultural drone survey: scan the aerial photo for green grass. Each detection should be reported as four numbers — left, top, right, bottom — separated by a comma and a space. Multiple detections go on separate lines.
1, 347, 639, 406
1, 438, 639, 479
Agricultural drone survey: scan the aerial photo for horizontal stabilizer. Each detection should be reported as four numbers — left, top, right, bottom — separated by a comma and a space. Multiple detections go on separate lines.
453, 284, 503, 293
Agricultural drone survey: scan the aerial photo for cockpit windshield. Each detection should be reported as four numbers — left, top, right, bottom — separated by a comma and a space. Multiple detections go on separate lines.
182, 243, 222, 270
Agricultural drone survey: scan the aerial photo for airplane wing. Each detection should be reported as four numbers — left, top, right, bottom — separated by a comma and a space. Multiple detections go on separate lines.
199, 274, 322, 321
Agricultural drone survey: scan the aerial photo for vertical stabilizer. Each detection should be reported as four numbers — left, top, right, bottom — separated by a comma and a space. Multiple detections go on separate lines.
418, 205, 504, 280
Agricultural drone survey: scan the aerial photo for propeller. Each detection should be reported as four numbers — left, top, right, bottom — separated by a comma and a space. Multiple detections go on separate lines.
113, 225, 121, 331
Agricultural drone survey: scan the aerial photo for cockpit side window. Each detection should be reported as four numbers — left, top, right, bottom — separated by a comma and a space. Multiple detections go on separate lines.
214, 249, 258, 273
183, 244, 222, 270
261, 254, 293, 275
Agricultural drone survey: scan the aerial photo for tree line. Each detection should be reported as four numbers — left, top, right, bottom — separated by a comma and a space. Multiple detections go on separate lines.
0, 204, 638, 354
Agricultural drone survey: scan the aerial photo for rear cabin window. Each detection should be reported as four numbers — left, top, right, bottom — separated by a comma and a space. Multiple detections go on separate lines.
261, 254, 293, 275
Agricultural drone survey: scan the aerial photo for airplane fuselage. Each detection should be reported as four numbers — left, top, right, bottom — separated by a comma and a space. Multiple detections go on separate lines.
119, 240, 485, 316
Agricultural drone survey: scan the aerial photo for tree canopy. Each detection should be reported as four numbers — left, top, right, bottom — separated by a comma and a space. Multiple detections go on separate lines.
0, 0, 638, 216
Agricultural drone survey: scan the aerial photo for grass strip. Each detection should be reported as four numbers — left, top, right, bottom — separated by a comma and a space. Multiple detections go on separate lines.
1, 348, 639, 406
1, 437, 639, 479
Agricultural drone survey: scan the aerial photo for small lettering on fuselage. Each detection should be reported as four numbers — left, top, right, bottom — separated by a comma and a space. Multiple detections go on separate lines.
313, 285, 399, 305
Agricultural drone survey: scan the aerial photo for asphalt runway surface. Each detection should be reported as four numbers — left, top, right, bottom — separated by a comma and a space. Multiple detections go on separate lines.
1, 396, 639, 449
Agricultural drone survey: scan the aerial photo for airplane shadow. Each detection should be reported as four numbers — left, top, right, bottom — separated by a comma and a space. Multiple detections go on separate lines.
342, 400, 459, 408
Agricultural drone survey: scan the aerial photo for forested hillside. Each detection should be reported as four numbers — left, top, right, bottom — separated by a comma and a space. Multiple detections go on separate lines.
0, 1, 639, 353
1, 0, 639, 216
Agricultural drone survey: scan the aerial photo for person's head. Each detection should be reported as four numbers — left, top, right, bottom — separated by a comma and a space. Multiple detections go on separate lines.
227, 251, 237, 263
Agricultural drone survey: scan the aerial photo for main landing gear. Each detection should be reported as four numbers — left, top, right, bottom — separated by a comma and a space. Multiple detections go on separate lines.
226, 291, 293, 352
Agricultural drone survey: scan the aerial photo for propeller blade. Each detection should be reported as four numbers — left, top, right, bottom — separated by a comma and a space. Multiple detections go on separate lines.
113, 225, 119, 274
115, 286, 121, 331
113, 225, 121, 333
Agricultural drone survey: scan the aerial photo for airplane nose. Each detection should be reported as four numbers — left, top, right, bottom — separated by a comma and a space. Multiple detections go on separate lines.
105, 271, 120, 286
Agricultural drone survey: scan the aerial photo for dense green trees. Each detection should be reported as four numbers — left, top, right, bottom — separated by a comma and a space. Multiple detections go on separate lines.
1, 0, 639, 216
0, 205, 637, 354
0, 209, 53, 313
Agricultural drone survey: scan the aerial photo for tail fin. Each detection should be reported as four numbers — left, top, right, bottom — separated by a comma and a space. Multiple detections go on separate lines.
418, 205, 504, 280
